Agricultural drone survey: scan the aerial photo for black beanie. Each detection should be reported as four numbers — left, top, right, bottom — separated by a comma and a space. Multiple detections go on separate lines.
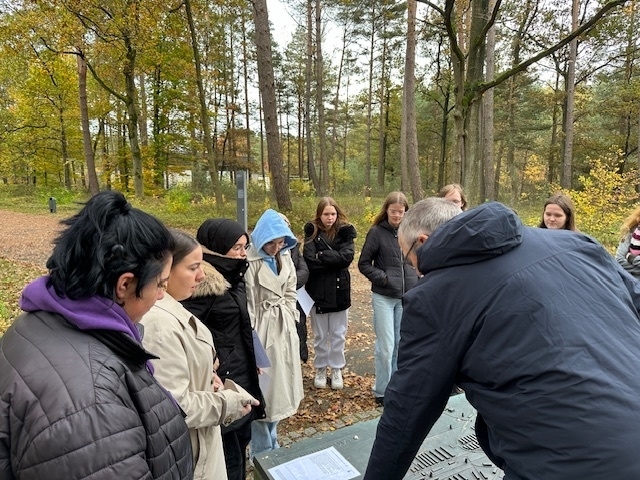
196, 218, 249, 255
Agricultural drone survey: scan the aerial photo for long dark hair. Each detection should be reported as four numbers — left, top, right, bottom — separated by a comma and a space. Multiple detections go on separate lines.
47, 191, 174, 300
306, 197, 349, 242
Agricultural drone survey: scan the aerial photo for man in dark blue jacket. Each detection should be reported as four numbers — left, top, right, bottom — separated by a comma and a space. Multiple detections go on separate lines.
364, 198, 640, 480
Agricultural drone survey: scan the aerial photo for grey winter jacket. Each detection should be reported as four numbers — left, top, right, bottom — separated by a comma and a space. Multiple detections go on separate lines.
0, 310, 193, 480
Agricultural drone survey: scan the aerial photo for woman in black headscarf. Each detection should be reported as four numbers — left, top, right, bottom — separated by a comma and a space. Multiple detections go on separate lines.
181, 218, 266, 480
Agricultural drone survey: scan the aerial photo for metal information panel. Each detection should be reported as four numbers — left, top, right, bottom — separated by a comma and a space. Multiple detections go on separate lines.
236, 170, 248, 232
254, 394, 504, 480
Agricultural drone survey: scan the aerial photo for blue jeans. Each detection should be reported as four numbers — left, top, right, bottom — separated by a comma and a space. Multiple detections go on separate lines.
372, 292, 403, 398
250, 420, 279, 458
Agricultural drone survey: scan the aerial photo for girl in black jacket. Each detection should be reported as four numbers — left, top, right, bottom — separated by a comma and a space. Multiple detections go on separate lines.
358, 192, 418, 405
303, 197, 356, 390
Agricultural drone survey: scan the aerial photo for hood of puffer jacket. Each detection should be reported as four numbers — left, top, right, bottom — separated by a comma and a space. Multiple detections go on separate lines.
417, 202, 523, 275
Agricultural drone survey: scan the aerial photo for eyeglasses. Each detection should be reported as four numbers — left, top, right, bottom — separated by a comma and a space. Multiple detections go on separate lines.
231, 243, 251, 252
402, 238, 421, 266
388, 209, 405, 216
265, 240, 286, 249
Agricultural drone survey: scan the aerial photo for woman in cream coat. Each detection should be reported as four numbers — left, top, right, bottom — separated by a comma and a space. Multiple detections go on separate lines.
245, 209, 304, 458
141, 230, 259, 480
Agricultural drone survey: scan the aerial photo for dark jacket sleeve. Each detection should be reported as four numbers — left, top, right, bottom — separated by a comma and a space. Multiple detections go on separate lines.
358, 227, 387, 287
308, 225, 356, 271
363, 286, 458, 480
291, 243, 309, 289
303, 223, 322, 272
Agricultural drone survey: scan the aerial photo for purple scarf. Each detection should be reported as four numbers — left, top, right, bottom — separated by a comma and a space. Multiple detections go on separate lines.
20, 276, 152, 373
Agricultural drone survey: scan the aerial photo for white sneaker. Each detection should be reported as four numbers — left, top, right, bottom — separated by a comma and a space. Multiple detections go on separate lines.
314, 368, 327, 389
331, 368, 343, 390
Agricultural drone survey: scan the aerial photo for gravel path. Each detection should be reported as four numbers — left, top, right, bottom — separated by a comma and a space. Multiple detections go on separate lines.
0, 210, 63, 266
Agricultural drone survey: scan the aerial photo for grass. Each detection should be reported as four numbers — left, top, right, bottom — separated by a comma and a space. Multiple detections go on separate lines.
0, 257, 46, 335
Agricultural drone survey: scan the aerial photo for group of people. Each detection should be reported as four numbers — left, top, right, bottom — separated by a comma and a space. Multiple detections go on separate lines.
5, 184, 640, 479
0, 191, 359, 480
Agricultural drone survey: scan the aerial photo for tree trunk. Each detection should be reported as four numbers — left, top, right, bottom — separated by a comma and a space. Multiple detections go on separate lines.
315, 0, 328, 193
184, 0, 222, 203
377, 30, 388, 189
462, 0, 489, 201
331, 22, 349, 165
252, 0, 292, 210
438, 86, 450, 188
137, 73, 148, 147
548, 71, 561, 184
77, 55, 99, 195
562, 0, 579, 189
364, 1, 375, 195
482, 0, 496, 201
241, 12, 252, 173
58, 103, 71, 190
403, 0, 422, 202
305, 0, 319, 193
123, 34, 144, 198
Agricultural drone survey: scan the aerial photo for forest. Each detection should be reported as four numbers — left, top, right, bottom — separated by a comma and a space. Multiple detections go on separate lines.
0, 0, 638, 210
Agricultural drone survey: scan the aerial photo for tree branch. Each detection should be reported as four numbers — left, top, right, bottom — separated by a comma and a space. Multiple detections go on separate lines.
82, 52, 126, 103
480, 0, 629, 95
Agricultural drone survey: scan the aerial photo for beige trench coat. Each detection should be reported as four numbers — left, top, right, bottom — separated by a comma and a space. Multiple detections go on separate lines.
245, 249, 304, 422
141, 295, 256, 480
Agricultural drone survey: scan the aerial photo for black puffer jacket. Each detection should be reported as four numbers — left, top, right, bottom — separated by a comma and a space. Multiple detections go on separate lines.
358, 220, 419, 298
181, 250, 266, 423
0, 311, 193, 480
303, 222, 357, 313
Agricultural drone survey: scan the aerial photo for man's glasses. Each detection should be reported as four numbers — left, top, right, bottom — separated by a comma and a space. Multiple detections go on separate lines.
402, 238, 420, 266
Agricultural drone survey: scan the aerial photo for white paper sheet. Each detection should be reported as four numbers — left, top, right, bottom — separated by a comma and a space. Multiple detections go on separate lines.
258, 370, 271, 395
296, 286, 315, 316
268, 446, 359, 480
